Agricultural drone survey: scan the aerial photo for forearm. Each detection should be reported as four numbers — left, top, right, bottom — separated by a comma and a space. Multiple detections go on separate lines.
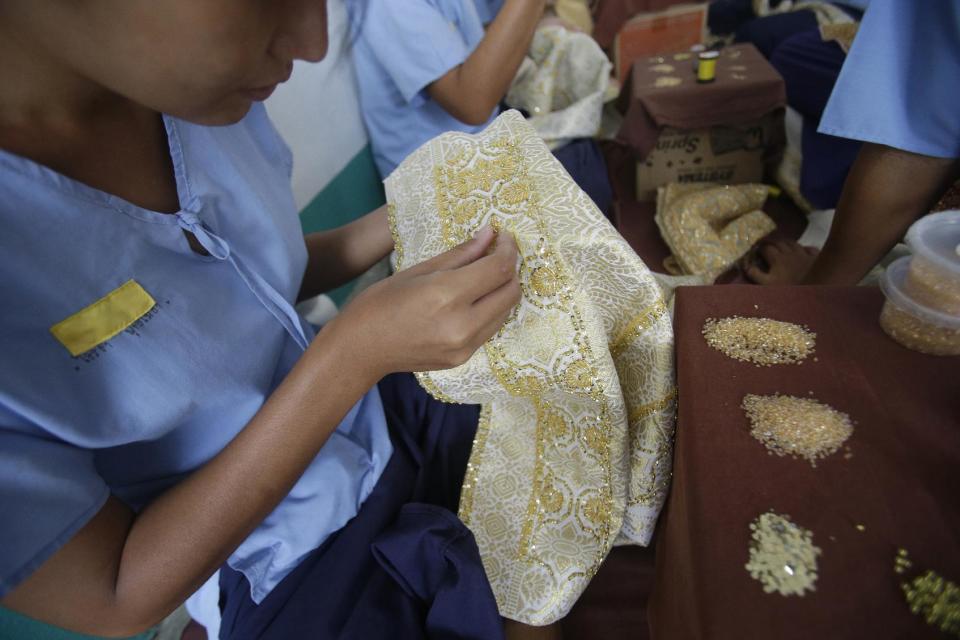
431, 0, 545, 124
804, 143, 960, 285
116, 323, 377, 625
299, 205, 393, 300
5, 321, 380, 636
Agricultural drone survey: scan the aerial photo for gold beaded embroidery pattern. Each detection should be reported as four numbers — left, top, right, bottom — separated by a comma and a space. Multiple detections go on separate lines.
385, 111, 676, 624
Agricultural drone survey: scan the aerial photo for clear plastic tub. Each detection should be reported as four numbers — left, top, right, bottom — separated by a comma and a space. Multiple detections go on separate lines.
880, 257, 960, 356
903, 210, 960, 315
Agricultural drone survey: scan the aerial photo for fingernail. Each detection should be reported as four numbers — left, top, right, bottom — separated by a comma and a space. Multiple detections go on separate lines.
473, 225, 495, 242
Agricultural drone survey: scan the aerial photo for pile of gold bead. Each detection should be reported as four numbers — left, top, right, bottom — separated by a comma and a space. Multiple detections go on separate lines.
741, 394, 853, 466
745, 511, 820, 596
879, 303, 960, 356
880, 253, 960, 356
895, 549, 960, 637
702, 316, 816, 366
904, 257, 960, 315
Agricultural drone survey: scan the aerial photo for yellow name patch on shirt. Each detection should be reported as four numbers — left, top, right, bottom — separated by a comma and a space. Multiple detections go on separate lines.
50, 280, 156, 356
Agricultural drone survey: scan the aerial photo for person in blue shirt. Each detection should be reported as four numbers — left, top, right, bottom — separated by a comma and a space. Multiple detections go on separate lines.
349, 0, 614, 223
709, 0, 871, 209
746, 0, 960, 284
349, 0, 545, 179
0, 1, 529, 639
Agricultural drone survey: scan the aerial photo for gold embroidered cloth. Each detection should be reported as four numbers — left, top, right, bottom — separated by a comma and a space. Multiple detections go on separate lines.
506, 25, 611, 149
385, 111, 675, 624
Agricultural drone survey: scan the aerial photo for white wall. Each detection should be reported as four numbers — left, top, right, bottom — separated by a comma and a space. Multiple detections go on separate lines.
266, 0, 369, 210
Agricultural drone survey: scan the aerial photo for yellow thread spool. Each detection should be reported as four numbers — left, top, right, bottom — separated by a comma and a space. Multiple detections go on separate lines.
697, 51, 719, 83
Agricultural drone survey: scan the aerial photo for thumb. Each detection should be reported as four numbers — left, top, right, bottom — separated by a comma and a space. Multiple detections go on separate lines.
744, 262, 771, 284
406, 225, 497, 275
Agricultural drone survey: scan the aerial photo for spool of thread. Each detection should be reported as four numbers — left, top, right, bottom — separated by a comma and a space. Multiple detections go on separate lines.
697, 50, 719, 83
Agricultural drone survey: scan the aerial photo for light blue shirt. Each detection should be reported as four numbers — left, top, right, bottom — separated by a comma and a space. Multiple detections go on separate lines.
818, 0, 960, 158
473, 0, 504, 24
0, 104, 392, 604
350, 0, 499, 177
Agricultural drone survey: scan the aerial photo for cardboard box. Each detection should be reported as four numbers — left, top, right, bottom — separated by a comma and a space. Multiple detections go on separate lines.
613, 4, 707, 85
635, 110, 784, 201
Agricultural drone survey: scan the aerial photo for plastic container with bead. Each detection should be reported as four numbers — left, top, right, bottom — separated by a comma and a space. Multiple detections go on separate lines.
879, 257, 960, 356
903, 210, 960, 315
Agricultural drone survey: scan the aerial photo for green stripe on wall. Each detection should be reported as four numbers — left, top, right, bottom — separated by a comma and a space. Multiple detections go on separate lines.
299, 144, 386, 305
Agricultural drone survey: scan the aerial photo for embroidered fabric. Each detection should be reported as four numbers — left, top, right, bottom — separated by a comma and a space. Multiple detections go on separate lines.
555, 0, 593, 34
751, 0, 856, 27
385, 111, 676, 624
655, 182, 775, 283
506, 26, 612, 150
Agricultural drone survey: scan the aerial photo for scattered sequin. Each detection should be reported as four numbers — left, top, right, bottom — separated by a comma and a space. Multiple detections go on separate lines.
654, 76, 682, 88
741, 394, 853, 466
746, 511, 820, 596
650, 63, 676, 73
894, 548, 914, 575
897, 550, 960, 637
702, 316, 816, 366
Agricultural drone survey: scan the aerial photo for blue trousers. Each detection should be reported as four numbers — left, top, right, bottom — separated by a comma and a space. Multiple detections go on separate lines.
218, 373, 504, 640
709, 1, 864, 208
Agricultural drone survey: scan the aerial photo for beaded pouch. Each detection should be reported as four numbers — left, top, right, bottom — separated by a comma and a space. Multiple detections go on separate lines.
655, 182, 775, 282
385, 110, 675, 624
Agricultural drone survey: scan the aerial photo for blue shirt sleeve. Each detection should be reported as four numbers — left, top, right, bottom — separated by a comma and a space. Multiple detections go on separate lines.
817, 0, 960, 158
0, 406, 110, 598
358, 0, 474, 106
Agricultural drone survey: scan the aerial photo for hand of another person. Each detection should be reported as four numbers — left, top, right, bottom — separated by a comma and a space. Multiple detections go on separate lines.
744, 240, 819, 285
330, 226, 522, 378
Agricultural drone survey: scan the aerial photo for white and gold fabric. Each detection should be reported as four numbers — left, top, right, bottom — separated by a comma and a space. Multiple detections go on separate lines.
655, 182, 775, 283
506, 26, 612, 149
385, 111, 675, 625
555, 0, 594, 34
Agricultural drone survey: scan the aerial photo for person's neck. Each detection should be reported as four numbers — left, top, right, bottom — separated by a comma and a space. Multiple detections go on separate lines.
0, 24, 179, 214
0, 24, 142, 134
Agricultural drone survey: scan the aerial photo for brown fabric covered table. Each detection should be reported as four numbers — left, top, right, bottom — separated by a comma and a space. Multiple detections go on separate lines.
650, 285, 960, 639
617, 43, 786, 160
592, 0, 693, 49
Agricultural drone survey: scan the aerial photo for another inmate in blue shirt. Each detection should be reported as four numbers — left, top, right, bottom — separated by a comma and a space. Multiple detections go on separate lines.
350, 0, 499, 177
819, 0, 960, 159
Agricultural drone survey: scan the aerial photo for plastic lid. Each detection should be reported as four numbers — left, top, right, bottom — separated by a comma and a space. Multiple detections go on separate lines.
880, 256, 960, 328
904, 210, 960, 277
699, 51, 719, 59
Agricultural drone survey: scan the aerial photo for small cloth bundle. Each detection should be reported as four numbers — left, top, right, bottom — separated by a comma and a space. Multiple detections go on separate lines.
386, 111, 675, 624
506, 25, 612, 149
655, 182, 776, 282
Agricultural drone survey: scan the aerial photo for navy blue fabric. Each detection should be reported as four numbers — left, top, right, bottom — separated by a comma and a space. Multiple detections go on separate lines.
734, 9, 819, 58
218, 373, 504, 640
710, 0, 864, 44
770, 28, 862, 208
371, 505, 503, 640
713, 1, 866, 209
553, 139, 614, 221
